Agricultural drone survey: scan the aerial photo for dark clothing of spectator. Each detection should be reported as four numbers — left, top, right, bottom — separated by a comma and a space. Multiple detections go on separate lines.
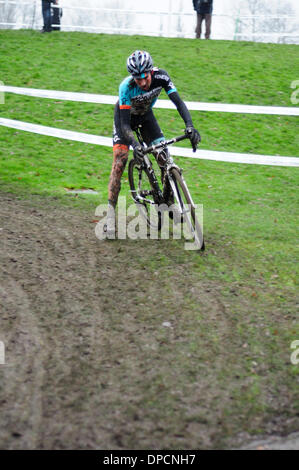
193, 0, 213, 15
41, 0, 52, 32
193, 0, 213, 39
52, 4, 62, 31
41, 0, 58, 32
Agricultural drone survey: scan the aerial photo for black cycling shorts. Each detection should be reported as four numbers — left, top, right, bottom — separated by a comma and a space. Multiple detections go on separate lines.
113, 105, 164, 148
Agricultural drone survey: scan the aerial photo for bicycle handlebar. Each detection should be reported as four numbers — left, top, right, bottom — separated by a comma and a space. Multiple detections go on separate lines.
143, 133, 189, 155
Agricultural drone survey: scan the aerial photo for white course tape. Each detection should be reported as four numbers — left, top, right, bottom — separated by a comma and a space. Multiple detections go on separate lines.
0, 117, 111, 146
1, 117, 298, 167
169, 145, 299, 167
1, 85, 299, 116
1, 85, 117, 105
157, 99, 299, 116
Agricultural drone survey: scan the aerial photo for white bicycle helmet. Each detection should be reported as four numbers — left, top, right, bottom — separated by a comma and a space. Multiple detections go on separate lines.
127, 50, 153, 78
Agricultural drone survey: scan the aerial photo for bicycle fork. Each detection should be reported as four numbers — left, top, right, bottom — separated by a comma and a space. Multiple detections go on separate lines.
167, 167, 196, 217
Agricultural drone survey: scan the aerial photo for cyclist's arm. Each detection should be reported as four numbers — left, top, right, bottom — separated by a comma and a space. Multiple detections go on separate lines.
119, 107, 139, 148
168, 91, 194, 128
155, 69, 193, 127
118, 78, 139, 148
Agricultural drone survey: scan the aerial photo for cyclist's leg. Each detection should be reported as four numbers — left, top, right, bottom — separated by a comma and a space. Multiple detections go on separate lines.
140, 110, 164, 147
141, 110, 169, 169
141, 112, 173, 204
104, 106, 130, 236
108, 144, 129, 206
109, 105, 130, 207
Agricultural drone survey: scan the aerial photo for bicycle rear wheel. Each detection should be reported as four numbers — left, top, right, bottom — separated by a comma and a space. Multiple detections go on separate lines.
169, 168, 205, 251
128, 158, 162, 231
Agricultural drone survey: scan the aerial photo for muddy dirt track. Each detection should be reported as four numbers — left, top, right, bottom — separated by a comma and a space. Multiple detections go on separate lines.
0, 192, 298, 450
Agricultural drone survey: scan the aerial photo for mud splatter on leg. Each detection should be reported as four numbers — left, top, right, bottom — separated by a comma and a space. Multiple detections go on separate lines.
108, 145, 129, 206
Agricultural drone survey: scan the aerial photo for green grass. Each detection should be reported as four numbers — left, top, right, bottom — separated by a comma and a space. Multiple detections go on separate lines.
1, 30, 298, 106
0, 30, 298, 446
1, 30, 298, 158
0, 30, 298, 286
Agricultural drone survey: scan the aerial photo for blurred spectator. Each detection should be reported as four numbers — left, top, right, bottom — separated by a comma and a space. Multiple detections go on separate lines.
193, 0, 214, 39
52, 2, 62, 31
41, 0, 58, 33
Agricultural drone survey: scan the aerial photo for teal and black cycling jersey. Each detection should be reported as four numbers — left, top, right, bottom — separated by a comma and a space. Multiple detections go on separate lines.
113, 66, 193, 148
118, 67, 177, 116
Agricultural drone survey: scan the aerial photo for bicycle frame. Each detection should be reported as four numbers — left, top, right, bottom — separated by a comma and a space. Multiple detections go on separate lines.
134, 129, 196, 214
128, 128, 205, 250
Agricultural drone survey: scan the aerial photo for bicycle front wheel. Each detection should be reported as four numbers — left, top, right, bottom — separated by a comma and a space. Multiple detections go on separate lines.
128, 158, 162, 231
169, 168, 205, 251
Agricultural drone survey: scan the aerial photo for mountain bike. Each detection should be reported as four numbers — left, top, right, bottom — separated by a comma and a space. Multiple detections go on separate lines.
128, 127, 205, 251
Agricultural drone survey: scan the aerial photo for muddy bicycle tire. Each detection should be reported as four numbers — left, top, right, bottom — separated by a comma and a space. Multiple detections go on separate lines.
128, 158, 162, 231
170, 168, 205, 251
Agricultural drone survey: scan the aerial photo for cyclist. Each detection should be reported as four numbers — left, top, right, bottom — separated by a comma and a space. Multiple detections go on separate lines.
105, 50, 201, 236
